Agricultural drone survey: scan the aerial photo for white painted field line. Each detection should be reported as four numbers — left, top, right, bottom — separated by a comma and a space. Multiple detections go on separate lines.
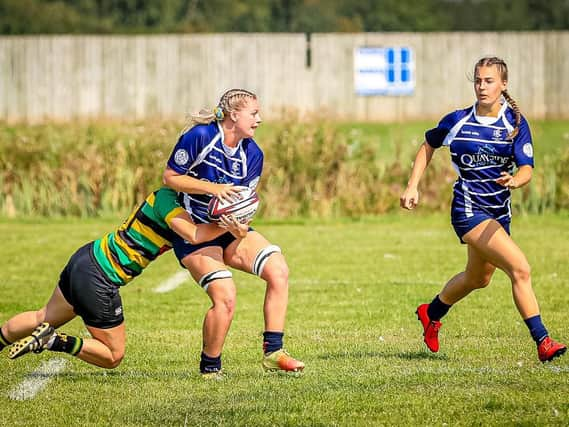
8, 358, 67, 401
153, 270, 190, 294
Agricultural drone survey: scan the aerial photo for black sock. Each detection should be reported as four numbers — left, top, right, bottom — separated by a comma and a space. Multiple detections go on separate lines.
48, 332, 83, 356
427, 295, 451, 321
263, 331, 284, 354
0, 328, 11, 350
200, 352, 221, 373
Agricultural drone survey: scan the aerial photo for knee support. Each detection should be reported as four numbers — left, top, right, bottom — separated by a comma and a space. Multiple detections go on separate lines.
252, 245, 281, 277
198, 270, 233, 292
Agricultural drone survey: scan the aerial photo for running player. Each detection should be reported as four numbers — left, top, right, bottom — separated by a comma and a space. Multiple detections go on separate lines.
400, 56, 566, 362
1, 187, 247, 368
163, 89, 304, 376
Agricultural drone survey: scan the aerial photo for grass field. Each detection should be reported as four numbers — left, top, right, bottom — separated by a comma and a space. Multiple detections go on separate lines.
1, 214, 568, 426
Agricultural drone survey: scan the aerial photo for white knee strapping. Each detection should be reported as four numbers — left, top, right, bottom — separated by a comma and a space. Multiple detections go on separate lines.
252, 245, 281, 277
198, 269, 232, 292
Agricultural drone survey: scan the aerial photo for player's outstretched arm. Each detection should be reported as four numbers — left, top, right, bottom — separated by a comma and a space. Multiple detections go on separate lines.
400, 141, 435, 210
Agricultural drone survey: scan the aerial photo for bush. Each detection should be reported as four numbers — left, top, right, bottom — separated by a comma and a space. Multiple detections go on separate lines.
0, 120, 567, 218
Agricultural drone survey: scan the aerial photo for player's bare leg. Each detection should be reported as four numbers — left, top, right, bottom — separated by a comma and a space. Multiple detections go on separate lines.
182, 246, 235, 376
1, 285, 76, 352
225, 231, 304, 372
463, 219, 566, 361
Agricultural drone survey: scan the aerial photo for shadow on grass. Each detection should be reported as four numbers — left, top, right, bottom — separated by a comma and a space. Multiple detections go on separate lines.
393, 351, 449, 361
316, 349, 449, 361
56, 369, 194, 381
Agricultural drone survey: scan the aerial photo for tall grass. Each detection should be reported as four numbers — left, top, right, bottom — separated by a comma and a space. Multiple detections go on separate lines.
1, 119, 568, 218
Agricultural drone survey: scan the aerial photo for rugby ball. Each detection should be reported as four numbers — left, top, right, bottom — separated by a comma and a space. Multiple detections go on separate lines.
207, 187, 259, 224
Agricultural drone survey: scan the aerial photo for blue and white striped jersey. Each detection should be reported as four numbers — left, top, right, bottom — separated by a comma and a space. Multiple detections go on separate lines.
166, 122, 263, 223
426, 101, 534, 222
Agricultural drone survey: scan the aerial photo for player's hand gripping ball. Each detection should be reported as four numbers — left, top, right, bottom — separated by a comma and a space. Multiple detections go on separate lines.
208, 187, 259, 224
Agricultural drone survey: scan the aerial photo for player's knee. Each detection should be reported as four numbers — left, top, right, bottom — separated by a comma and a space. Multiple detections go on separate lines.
212, 293, 236, 317
263, 257, 289, 286
106, 350, 125, 369
511, 261, 531, 284
221, 296, 236, 316
207, 281, 237, 316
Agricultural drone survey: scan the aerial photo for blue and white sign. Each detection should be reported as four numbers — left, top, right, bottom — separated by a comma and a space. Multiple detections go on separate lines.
354, 47, 415, 96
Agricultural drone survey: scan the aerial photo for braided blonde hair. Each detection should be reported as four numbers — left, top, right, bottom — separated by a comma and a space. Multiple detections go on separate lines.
188, 89, 257, 127
474, 56, 521, 140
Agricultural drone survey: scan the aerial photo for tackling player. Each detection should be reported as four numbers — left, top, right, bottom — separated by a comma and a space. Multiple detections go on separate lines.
0, 188, 247, 368
400, 56, 566, 362
163, 89, 304, 377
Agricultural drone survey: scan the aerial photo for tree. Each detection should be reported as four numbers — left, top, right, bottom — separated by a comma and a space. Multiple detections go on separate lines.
1, 0, 568, 34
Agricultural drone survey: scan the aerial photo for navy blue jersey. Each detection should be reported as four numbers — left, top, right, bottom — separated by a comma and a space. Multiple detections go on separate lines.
166, 122, 264, 223
426, 101, 534, 223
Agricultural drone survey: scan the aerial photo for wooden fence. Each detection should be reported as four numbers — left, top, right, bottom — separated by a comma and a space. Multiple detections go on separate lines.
1, 32, 568, 122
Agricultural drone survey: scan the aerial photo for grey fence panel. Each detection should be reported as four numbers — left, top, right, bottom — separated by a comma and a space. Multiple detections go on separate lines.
0, 32, 567, 122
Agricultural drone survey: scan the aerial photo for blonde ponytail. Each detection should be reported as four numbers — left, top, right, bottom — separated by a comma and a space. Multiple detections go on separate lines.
501, 90, 521, 140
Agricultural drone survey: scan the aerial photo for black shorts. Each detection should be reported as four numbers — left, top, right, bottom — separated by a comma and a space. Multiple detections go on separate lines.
58, 242, 124, 329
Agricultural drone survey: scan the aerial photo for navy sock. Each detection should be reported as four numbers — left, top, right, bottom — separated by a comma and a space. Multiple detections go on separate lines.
524, 315, 549, 344
263, 331, 284, 354
200, 352, 222, 373
0, 328, 11, 350
427, 295, 451, 321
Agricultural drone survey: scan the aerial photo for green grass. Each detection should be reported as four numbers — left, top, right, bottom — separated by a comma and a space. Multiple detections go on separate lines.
1, 214, 568, 426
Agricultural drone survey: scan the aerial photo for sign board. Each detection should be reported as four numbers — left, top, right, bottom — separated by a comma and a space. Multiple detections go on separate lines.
354, 47, 415, 96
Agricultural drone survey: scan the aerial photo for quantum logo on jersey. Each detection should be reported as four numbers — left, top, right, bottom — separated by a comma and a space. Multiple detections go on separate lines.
174, 149, 189, 166
460, 144, 509, 168
522, 143, 533, 158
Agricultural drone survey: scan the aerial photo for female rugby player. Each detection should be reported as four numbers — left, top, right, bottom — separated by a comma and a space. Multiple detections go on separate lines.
400, 57, 566, 362
163, 89, 304, 376
1, 188, 246, 368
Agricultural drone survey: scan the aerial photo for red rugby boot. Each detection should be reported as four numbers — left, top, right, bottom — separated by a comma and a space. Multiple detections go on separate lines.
416, 303, 442, 352
538, 337, 567, 362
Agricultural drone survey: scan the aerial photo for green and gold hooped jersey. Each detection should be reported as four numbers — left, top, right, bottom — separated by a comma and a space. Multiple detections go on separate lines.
93, 188, 186, 286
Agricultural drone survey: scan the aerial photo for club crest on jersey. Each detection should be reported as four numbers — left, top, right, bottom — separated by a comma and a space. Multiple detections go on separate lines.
231, 162, 241, 174
492, 129, 503, 140
461, 144, 508, 168
174, 149, 189, 166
